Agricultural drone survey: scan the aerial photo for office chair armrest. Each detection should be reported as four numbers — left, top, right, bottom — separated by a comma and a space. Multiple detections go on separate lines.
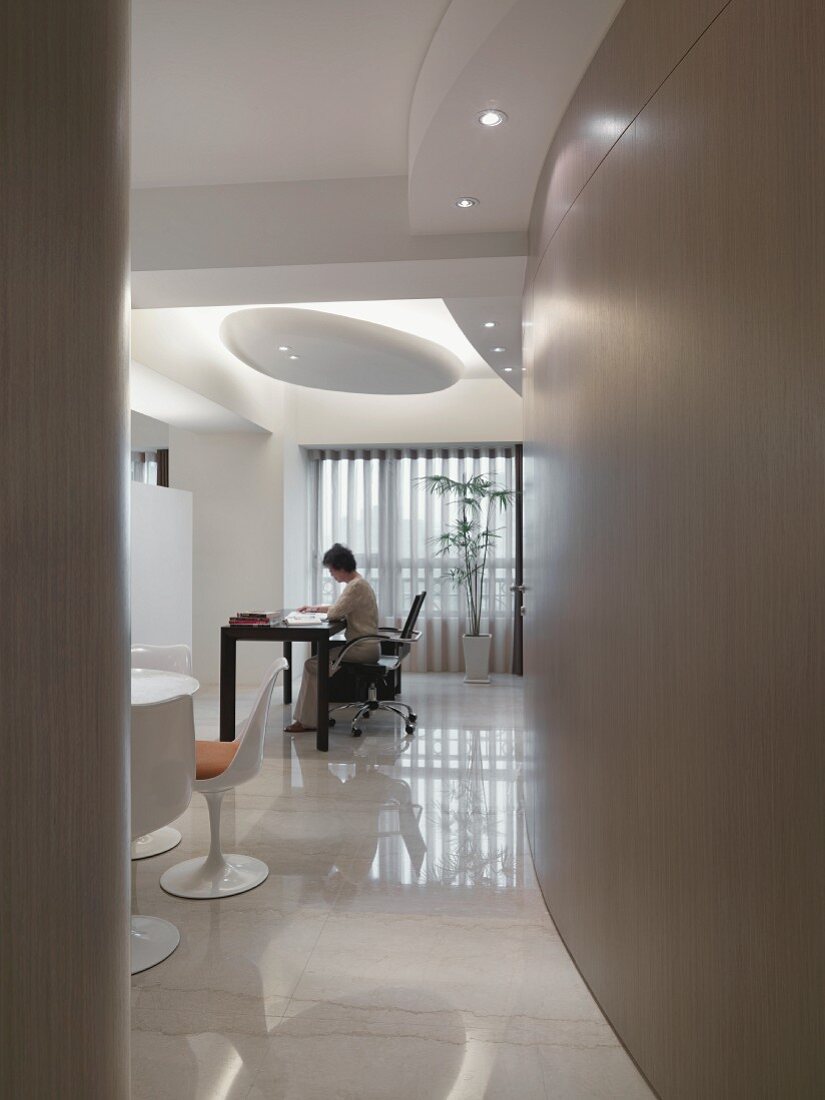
335, 631, 422, 663
379, 630, 422, 658
333, 634, 396, 662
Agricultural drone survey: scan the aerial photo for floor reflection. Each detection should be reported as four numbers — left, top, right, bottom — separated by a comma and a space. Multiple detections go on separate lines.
289, 735, 426, 894
285, 723, 527, 894
131, 674, 653, 1100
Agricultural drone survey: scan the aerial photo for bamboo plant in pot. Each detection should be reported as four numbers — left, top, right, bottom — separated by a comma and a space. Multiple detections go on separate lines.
423, 473, 514, 683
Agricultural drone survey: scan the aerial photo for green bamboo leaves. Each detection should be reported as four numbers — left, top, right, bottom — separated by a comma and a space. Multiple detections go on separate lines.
422, 473, 514, 637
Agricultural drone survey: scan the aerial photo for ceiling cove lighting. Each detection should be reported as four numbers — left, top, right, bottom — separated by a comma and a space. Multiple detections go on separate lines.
478, 108, 507, 127
483, 321, 496, 328
455, 196, 479, 208
219, 305, 463, 394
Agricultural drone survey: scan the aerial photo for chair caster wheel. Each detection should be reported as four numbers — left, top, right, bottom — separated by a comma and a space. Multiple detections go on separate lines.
351, 727, 362, 737
405, 725, 415, 737
329, 718, 336, 727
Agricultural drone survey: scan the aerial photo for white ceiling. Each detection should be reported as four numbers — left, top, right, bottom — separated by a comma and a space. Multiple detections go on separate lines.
132, 0, 620, 235
445, 295, 524, 389
130, 359, 266, 432
131, 0, 621, 402
408, 0, 624, 234
131, 299, 510, 419
132, 0, 450, 188
220, 307, 465, 394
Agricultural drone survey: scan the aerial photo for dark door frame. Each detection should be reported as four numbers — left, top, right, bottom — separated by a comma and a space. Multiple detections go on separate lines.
512, 443, 524, 675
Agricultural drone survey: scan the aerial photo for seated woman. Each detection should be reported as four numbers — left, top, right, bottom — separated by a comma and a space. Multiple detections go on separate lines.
284, 543, 380, 734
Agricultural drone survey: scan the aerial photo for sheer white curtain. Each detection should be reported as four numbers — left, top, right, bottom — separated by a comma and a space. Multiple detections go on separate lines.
308, 447, 516, 673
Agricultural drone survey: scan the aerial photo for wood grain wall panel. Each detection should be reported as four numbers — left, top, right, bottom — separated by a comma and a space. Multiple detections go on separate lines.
525, 1, 825, 1096
0, 1, 131, 1095
528, 0, 730, 278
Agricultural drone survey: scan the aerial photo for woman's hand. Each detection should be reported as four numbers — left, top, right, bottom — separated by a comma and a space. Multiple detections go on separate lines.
297, 604, 329, 613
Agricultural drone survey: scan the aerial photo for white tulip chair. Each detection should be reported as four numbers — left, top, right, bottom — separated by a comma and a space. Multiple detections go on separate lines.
130, 643, 194, 859
160, 658, 288, 900
131, 694, 195, 974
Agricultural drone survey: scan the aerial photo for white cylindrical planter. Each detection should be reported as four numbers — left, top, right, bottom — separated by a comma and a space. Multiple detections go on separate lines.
463, 634, 492, 683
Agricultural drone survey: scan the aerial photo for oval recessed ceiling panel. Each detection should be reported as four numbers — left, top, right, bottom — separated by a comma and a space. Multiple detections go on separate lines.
219, 307, 464, 394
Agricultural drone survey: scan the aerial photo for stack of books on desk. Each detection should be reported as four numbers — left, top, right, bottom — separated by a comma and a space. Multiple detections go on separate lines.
229, 612, 276, 626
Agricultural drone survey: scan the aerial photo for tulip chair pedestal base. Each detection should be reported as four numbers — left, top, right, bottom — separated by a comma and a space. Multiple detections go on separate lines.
130, 915, 180, 975
158, 669, 286, 901
160, 854, 269, 899
131, 826, 182, 860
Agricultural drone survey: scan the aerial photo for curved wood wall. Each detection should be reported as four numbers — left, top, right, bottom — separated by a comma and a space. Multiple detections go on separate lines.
524, 1, 825, 1096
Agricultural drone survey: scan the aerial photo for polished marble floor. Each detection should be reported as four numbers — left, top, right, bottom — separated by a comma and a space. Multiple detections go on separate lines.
132, 674, 653, 1100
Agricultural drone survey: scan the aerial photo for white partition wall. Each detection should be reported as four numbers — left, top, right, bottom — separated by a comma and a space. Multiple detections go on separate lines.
169, 428, 283, 685
131, 482, 193, 650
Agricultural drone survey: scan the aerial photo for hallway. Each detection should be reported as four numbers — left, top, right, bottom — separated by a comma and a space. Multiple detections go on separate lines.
131, 676, 653, 1099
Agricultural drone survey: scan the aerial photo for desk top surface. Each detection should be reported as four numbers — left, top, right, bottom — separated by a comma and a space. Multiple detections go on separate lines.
222, 611, 346, 639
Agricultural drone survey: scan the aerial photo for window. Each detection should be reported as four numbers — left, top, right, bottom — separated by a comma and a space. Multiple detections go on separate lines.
131, 448, 169, 487
308, 446, 516, 673
131, 450, 159, 485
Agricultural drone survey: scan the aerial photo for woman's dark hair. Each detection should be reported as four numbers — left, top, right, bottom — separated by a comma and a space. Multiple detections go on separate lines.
322, 543, 357, 573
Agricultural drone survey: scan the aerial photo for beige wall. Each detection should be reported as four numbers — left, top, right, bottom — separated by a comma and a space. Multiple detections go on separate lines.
524, 1, 825, 1097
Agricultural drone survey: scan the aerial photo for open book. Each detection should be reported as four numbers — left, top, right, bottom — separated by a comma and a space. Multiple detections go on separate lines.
283, 611, 328, 625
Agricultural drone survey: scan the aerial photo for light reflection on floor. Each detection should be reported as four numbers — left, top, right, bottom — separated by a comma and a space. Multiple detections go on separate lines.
131, 674, 653, 1100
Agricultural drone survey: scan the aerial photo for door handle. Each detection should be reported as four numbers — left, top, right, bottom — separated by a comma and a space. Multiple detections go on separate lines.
510, 584, 526, 593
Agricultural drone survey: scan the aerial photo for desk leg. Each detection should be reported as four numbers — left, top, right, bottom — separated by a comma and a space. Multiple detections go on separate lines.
316, 636, 329, 752
220, 634, 237, 742
282, 640, 292, 705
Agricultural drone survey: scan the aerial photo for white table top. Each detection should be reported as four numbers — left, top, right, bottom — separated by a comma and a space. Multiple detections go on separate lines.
131, 668, 200, 706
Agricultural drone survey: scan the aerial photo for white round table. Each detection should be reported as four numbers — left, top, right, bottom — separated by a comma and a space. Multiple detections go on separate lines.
131, 668, 200, 706
130, 668, 200, 863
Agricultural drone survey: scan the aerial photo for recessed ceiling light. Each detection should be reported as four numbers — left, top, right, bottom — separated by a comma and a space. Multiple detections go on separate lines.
483, 321, 496, 328
288, 354, 300, 360
455, 196, 479, 208
522, 367, 527, 372
504, 366, 513, 373
278, 345, 291, 352
491, 346, 506, 353
478, 109, 507, 128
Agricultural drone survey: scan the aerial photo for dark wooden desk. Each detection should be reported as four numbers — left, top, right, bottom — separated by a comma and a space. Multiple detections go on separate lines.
220, 612, 345, 752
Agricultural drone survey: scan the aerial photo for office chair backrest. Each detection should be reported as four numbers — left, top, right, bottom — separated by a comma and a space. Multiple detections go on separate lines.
400, 592, 426, 639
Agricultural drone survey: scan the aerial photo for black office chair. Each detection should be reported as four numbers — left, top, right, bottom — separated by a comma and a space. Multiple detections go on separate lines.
328, 592, 426, 738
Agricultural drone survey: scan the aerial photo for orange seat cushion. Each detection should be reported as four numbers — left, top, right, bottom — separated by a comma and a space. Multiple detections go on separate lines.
196, 739, 239, 780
